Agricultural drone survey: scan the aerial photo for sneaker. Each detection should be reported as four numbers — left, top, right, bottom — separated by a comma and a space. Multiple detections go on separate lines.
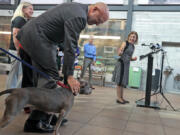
46, 114, 58, 126
60, 118, 68, 126
24, 110, 55, 133
24, 119, 54, 133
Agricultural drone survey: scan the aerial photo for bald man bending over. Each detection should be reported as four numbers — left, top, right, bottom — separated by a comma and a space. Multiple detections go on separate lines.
17, 2, 109, 92
16, 2, 109, 132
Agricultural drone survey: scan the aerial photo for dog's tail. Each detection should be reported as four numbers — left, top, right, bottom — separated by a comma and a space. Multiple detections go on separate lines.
0, 89, 13, 96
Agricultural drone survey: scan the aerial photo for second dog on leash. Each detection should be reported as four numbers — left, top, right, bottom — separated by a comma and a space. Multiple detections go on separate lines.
79, 80, 92, 95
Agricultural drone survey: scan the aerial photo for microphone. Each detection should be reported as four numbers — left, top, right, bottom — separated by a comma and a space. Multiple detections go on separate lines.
140, 55, 145, 60
141, 43, 150, 46
150, 43, 161, 50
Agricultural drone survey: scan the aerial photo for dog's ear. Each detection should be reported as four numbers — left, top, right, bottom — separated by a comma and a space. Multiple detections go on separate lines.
77, 77, 80, 81
80, 81, 86, 88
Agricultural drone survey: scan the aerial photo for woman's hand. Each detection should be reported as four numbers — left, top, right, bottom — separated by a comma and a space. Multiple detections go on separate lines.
131, 56, 137, 61
118, 49, 123, 56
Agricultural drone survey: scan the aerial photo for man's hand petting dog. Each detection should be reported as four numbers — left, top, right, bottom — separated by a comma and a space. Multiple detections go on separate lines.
67, 76, 80, 95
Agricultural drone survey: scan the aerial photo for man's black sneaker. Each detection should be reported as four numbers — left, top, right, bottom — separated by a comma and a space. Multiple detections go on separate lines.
46, 114, 58, 126
61, 118, 68, 126
24, 119, 54, 133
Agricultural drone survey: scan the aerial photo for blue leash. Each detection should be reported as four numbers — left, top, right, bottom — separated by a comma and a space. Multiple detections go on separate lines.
0, 48, 50, 79
0, 48, 76, 94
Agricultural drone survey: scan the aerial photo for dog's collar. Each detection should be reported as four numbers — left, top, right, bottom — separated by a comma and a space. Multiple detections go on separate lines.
56, 81, 77, 96
56, 81, 70, 89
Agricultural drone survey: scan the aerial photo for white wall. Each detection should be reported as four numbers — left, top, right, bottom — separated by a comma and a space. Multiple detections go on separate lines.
132, 12, 180, 93
21, 0, 65, 4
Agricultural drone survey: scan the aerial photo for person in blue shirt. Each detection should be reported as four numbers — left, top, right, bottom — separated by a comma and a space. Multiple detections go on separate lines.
74, 47, 80, 66
80, 36, 96, 89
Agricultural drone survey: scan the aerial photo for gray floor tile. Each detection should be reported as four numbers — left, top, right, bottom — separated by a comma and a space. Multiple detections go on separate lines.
74, 125, 122, 135
0, 74, 180, 135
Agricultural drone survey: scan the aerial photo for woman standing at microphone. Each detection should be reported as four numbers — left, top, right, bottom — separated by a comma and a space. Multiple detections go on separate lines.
112, 31, 138, 104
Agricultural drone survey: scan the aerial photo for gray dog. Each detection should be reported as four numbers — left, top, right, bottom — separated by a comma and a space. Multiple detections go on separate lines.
0, 85, 75, 135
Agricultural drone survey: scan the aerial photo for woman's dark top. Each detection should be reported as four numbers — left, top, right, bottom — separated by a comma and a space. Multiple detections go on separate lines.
9, 16, 26, 50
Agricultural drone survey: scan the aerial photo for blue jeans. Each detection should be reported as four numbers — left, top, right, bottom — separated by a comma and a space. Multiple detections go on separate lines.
6, 50, 22, 89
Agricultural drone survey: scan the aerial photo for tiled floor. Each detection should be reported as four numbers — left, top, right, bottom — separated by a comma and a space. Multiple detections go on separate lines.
0, 74, 180, 135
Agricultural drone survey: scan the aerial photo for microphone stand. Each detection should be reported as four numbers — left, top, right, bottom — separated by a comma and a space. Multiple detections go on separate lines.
153, 50, 175, 111
136, 49, 176, 111
136, 49, 161, 109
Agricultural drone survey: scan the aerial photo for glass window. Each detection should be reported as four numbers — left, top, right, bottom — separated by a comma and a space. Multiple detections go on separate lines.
78, 17, 126, 73
132, 12, 180, 44
135, 0, 180, 5
78, 12, 127, 73
20, 0, 64, 4
32, 10, 45, 17
0, 10, 13, 49
72, 0, 124, 4
123, 0, 128, 5
110, 11, 127, 19
0, 0, 14, 4
0, 16, 11, 49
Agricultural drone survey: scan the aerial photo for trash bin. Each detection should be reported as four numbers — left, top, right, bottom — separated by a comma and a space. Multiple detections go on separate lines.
128, 66, 142, 88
